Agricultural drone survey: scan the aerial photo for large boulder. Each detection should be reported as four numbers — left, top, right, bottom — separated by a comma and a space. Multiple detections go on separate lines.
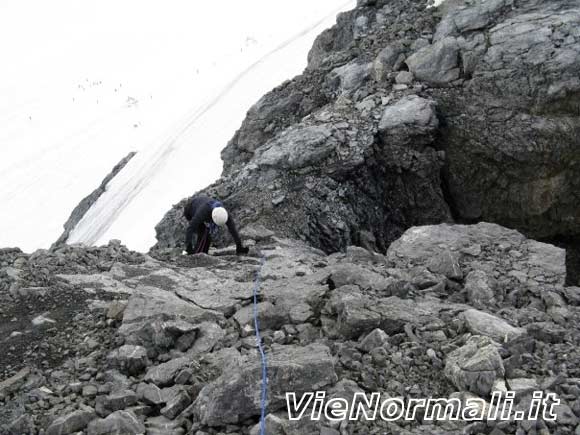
387, 223, 567, 287
193, 344, 337, 426
460, 309, 525, 343
405, 37, 460, 85
444, 336, 505, 396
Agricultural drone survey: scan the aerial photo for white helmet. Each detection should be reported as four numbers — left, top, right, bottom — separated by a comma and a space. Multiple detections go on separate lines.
211, 207, 228, 227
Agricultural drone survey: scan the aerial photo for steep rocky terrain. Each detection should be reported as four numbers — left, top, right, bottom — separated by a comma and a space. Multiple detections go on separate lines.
1, 223, 579, 434
155, 0, 580, 278
2, 0, 580, 434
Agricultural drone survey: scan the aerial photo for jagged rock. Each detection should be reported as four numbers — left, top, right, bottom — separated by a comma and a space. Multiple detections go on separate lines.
102, 390, 137, 412
119, 284, 222, 352
328, 263, 393, 293
102, 371, 131, 393
194, 344, 337, 426
255, 124, 338, 170
465, 270, 495, 308
46, 407, 97, 435
239, 225, 275, 242
0, 367, 30, 396
552, 402, 579, 426
426, 249, 462, 280
136, 383, 164, 406
107, 345, 148, 375
388, 223, 567, 286
249, 414, 288, 435
526, 322, 567, 343
406, 37, 460, 85
444, 336, 505, 396
564, 286, 580, 305
86, 410, 145, 435
326, 286, 460, 339
145, 416, 184, 435
378, 95, 439, 145
395, 71, 414, 84
357, 328, 389, 352
434, 0, 511, 40
161, 388, 191, 420
174, 369, 193, 385
461, 309, 525, 343
6, 414, 35, 435
144, 357, 190, 387
187, 322, 225, 355
506, 378, 539, 397
326, 61, 372, 94
372, 41, 407, 81
106, 301, 128, 321
233, 302, 288, 330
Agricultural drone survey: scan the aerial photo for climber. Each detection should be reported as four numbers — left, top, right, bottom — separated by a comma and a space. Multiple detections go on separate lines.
183, 195, 249, 255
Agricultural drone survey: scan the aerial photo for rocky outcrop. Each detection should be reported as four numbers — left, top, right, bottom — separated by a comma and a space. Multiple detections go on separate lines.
53, 151, 136, 247
154, 0, 580, 274
2, 223, 579, 434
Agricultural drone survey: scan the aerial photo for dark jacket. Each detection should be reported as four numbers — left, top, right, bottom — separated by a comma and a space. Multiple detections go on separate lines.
184, 195, 242, 253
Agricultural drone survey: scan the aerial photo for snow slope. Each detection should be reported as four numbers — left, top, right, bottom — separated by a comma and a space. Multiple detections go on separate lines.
0, 0, 355, 252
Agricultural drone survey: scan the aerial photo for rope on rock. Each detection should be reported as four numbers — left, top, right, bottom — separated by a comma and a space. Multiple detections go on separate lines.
252, 252, 268, 435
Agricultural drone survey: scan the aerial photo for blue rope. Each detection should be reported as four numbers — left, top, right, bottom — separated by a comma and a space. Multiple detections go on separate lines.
253, 254, 268, 435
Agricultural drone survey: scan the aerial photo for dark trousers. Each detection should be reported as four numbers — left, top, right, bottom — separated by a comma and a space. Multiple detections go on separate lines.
193, 226, 211, 254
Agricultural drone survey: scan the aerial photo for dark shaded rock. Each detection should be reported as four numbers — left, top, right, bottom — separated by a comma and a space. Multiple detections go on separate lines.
526, 322, 567, 344
53, 151, 136, 247
161, 388, 191, 420
107, 345, 148, 375
103, 390, 137, 412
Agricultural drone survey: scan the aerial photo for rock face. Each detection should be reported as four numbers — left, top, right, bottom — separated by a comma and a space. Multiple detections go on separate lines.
53, 152, 136, 247
154, 0, 580, 263
1, 223, 580, 434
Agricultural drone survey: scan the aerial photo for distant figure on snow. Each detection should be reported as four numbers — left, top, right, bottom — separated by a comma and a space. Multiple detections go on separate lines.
183, 195, 248, 255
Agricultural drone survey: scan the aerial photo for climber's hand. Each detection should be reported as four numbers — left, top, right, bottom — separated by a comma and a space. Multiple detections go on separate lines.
236, 246, 249, 255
